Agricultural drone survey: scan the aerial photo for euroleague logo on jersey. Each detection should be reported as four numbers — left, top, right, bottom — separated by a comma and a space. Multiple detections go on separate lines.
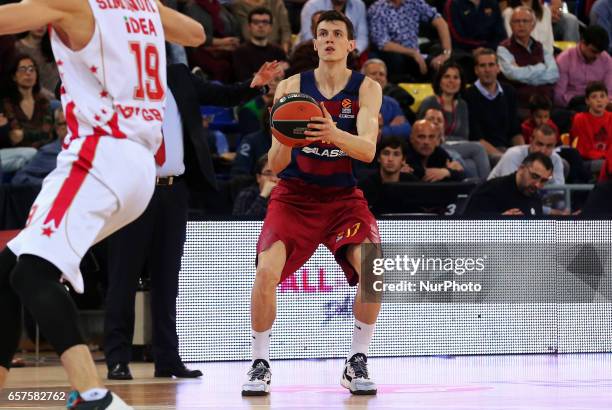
339, 98, 355, 119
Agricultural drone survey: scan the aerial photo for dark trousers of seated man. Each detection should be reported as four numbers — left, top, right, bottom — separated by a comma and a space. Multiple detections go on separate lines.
103, 177, 188, 372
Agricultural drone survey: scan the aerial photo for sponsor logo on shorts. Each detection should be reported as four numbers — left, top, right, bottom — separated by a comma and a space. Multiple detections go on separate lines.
336, 222, 361, 243
301, 146, 347, 158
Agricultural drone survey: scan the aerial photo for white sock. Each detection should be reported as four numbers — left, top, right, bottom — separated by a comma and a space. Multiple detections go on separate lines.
348, 319, 375, 360
80, 388, 108, 401
252, 329, 271, 363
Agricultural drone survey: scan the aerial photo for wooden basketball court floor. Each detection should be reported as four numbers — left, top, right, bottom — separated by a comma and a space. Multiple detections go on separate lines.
1, 353, 611, 409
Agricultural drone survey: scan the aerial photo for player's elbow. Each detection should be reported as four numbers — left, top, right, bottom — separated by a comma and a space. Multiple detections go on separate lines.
187, 26, 206, 47
363, 151, 376, 163
358, 147, 376, 163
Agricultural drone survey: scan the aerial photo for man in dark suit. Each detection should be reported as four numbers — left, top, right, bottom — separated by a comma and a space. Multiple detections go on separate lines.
463, 152, 553, 216
103, 62, 281, 380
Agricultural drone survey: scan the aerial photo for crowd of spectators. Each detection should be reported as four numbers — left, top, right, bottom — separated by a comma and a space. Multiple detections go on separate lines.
0, 0, 611, 218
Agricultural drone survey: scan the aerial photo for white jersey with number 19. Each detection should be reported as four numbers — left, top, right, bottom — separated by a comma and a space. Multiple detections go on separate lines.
50, 0, 167, 153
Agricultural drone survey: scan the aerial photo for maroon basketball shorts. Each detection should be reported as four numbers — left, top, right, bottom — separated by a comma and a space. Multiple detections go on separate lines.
256, 179, 380, 286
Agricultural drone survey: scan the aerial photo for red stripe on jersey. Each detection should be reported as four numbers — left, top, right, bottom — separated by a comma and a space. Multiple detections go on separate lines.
107, 113, 127, 139
64, 101, 79, 149
297, 155, 352, 176
43, 134, 101, 229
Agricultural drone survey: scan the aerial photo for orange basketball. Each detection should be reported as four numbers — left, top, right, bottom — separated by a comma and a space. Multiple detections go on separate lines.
270, 93, 323, 148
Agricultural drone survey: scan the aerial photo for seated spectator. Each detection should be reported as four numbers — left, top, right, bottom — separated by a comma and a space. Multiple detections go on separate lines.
418, 61, 469, 141
554, 25, 612, 111
231, 0, 292, 53
2, 54, 53, 149
299, 0, 368, 55
464, 48, 523, 164
358, 136, 418, 212
550, 0, 581, 42
11, 107, 64, 185
521, 94, 559, 143
14, 27, 59, 99
463, 151, 553, 215
520, 94, 590, 183
232, 110, 272, 175
423, 107, 490, 180
233, 154, 277, 217
590, 0, 612, 55
572, 82, 612, 168
497, 6, 559, 107
445, 0, 507, 52
502, 0, 554, 53
184, 0, 241, 82
232, 8, 287, 81
379, 96, 411, 139
361, 60, 411, 138
405, 119, 465, 181
367, 0, 452, 83
489, 123, 564, 185
361, 58, 416, 122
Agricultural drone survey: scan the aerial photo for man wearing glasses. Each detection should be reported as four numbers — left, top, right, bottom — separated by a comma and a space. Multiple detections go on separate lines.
232, 7, 287, 81
463, 152, 553, 216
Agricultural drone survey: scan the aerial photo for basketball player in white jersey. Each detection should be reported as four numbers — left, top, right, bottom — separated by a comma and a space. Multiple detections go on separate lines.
0, 1, 204, 408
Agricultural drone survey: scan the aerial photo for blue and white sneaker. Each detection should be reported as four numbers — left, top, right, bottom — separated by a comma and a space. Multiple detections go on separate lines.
241, 359, 271, 396
66, 390, 133, 409
341, 353, 377, 395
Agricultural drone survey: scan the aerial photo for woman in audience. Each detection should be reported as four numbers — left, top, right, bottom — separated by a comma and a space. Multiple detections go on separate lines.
2, 54, 53, 150
502, 0, 554, 53
231, 0, 292, 53
418, 61, 490, 180
15, 27, 59, 99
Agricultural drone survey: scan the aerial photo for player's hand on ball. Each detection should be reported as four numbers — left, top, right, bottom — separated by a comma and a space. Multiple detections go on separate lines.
305, 102, 338, 145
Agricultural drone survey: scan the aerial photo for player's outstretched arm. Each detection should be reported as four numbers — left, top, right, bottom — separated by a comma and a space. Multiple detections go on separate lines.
267, 78, 294, 175
0, 0, 66, 35
156, 0, 205, 47
306, 77, 382, 163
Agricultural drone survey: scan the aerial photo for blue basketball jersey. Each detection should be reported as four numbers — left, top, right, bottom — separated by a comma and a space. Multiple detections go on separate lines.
278, 70, 365, 187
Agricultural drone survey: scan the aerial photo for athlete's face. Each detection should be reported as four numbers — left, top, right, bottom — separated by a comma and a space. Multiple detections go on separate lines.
314, 20, 354, 62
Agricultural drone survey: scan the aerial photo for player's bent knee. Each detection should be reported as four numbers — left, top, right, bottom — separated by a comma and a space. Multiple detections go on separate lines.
9, 255, 84, 356
255, 265, 282, 289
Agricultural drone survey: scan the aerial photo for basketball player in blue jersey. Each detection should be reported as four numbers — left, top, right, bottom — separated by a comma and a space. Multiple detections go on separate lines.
242, 10, 383, 396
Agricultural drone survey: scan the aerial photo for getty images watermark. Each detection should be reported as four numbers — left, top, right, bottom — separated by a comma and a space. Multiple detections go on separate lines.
359, 242, 612, 304
371, 254, 487, 293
